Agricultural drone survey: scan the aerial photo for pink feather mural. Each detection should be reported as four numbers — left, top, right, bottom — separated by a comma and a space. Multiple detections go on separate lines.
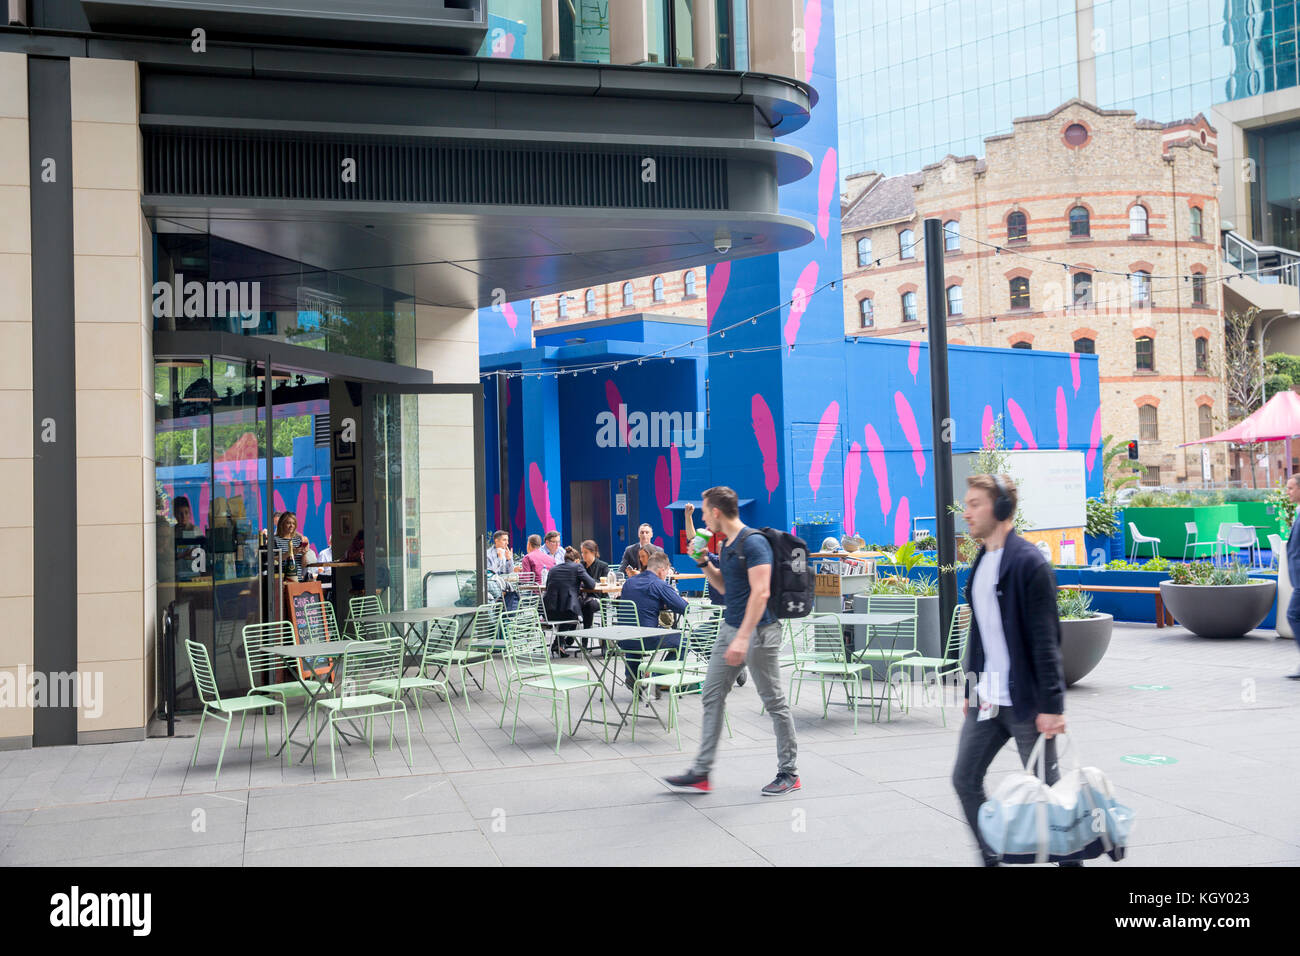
1086, 406, 1103, 478
816, 146, 837, 246
1055, 386, 1069, 449
323, 502, 331, 541
981, 404, 996, 448
843, 442, 862, 537
1070, 351, 1081, 395
706, 261, 730, 332
669, 443, 681, 502
490, 31, 517, 58
1006, 398, 1038, 449
894, 391, 926, 482
751, 393, 780, 502
894, 496, 911, 546
312, 475, 322, 509
295, 485, 309, 536
528, 461, 557, 532
803, 0, 823, 81
908, 339, 920, 382
604, 379, 629, 449
808, 401, 839, 501
784, 260, 819, 348
654, 455, 673, 541
501, 301, 518, 334
863, 423, 891, 516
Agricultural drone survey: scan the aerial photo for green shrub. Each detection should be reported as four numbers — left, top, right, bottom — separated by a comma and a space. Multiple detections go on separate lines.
1139, 556, 1171, 572
871, 573, 938, 597
1106, 559, 1139, 570
1169, 561, 1251, 586
1057, 588, 1094, 620
913, 535, 938, 551
1085, 496, 1119, 538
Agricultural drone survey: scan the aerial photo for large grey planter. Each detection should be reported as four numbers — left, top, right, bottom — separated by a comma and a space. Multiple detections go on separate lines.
1159, 581, 1277, 639
1060, 613, 1113, 686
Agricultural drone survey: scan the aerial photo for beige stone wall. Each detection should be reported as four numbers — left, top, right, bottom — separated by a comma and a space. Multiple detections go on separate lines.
0, 52, 33, 743
70, 58, 153, 739
841, 103, 1228, 485
531, 267, 705, 330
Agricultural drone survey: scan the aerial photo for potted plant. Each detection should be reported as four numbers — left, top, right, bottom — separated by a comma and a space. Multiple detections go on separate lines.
797, 511, 839, 545
1159, 561, 1277, 638
1057, 589, 1113, 686
851, 571, 940, 676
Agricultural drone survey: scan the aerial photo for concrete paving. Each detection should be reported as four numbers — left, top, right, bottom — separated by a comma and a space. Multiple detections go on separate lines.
1, 622, 1298, 866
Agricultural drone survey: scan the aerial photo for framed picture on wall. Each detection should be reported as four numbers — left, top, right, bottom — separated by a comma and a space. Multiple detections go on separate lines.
334, 466, 356, 504
339, 511, 353, 536
334, 430, 356, 461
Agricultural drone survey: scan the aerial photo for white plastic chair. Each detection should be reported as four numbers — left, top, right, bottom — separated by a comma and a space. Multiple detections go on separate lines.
1128, 522, 1161, 562
1268, 533, 1285, 570
1182, 521, 1215, 560
1225, 523, 1260, 567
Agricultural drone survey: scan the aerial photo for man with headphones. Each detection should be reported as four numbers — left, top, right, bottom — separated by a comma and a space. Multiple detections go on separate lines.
952, 473, 1072, 866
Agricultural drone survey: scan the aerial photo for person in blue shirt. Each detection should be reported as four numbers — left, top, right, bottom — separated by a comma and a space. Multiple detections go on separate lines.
616, 551, 686, 687
664, 485, 798, 797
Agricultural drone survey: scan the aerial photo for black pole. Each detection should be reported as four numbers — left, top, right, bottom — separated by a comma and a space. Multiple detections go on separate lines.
923, 219, 958, 644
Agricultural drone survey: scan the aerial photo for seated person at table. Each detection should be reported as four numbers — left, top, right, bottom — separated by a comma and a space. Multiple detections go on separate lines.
520, 533, 555, 584
486, 530, 518, 610
616, 551, 686, 687
620, 523, 662, 576
543, 547, 596, 653
541, 530, 564, 562
579, 539, 608, 628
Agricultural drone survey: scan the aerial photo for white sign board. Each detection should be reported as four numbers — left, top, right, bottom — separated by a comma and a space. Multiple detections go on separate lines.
1201, 447, 1211, 483
615, 494, 627, 516
952, 450, 1086, 532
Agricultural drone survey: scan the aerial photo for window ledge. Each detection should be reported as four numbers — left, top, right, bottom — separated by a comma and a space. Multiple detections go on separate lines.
1129, 233, 1152, 240
1067, 234, 1092, 241
1134, 368, 1157, 375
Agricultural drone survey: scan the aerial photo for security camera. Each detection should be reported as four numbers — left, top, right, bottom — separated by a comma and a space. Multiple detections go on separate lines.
713, 228, 732, 255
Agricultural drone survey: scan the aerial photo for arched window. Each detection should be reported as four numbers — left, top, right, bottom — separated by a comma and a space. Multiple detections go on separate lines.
1139, 404, 1159, 440
1135, 335, 1155, 371
1009, 276, 1031, 309
1074, 337, 1096, 354
857, 237, 872, 267
1069, 206, 1090, 237
901, 291, 918, 322
1072, 272, 1092, 306
1198, 405, 1213, 438
530, 300, 541, 323
652, 276, 665, 302
584, 289, 596, 314
683, 270, 697, 297
944, 220, 960, 253
946, 284, 963, 315
1131, 270, 1152, 306
1195, 336, 1209, 371
900, 229, 916, 259
1011, 341, 1033, 350
1192, 273, 1207, 305
622, 282, 635, 308
557, 295, 568, 319
1007, 211, 1027, 241
1129, 204, 1149, 235
1190, 206, 1203, 240
859, 298, 874, 328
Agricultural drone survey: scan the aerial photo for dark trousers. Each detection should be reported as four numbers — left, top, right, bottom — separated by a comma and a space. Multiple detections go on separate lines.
1287, 588, 1300, 655
951, 704, 1059, 863
581, 595, 600, 630
502, 591, 519, 612
618, 634, 682, 685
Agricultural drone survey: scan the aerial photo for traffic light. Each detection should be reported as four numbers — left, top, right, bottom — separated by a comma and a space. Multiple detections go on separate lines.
1127, 440, 1139, 460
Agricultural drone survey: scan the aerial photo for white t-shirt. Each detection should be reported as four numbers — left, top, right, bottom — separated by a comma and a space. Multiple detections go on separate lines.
971, 547, 1012, 706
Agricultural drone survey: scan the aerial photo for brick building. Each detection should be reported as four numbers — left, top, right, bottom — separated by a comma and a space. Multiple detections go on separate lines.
529, 268, 707, 328
840, 100, 1228, 487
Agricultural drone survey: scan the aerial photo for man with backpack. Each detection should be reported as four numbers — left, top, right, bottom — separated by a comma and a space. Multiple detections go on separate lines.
664, 486, 800, 796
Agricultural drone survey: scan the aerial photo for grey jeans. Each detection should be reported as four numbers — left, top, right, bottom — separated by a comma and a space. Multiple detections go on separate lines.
951, 703, 1059, 861
691, 620, 797, 777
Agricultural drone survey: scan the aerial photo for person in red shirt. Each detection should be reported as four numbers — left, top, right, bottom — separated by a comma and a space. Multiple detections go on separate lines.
519, 533, 556, 585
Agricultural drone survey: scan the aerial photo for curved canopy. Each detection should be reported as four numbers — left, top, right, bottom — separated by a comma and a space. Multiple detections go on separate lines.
1181, 389, 1300, 446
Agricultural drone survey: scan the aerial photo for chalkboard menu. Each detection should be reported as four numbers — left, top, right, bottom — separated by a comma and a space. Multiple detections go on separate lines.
284, 580, 332, 681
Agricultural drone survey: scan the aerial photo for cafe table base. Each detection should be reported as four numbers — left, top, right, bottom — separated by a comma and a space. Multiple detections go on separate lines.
570, 627, 674, 741
268, 641, 369, 763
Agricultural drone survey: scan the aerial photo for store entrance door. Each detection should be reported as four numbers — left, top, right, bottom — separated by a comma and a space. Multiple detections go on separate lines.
361, 383, 487, 611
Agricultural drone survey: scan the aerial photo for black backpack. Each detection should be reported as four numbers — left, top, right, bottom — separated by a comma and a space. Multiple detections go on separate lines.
732, 527, 815, 619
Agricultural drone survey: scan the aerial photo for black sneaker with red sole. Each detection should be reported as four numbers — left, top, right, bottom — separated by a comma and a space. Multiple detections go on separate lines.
663, 771, 711, 793
761, 772, 800, 796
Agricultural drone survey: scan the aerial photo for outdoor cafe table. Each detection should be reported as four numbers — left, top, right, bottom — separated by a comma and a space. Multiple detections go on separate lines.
571, 626, 677, 741
268, 640, 363, 762
359, 606, 477, 668
821, 611, 921, 711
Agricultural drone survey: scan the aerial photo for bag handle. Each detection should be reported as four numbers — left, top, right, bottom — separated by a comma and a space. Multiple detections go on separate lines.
1024, 731, 1117, 860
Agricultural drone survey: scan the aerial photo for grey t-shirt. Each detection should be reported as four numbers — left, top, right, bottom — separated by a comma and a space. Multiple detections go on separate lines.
718, 528, 775, 627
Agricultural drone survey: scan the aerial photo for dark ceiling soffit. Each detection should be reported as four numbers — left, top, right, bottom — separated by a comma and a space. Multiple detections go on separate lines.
0, 29, 812, 136
153, 330, 434, 385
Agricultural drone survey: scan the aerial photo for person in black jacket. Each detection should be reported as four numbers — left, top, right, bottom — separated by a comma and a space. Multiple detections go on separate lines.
951, 474, 1070, 867
620, 524, 662, 575
544, 547, 596, 655
579, 539, 608, 629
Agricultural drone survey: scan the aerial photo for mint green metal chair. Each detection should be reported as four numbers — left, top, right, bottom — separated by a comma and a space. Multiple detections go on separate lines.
497, 607, 587, 727
420, 615, 494, 714
301, 599, 341, 643
369, 620, 459, 742
185, 639, 289, 785
645, 605, 721, 678
884, 603, 972, 725
858, 594, 920, 720
630, 615, 731, 748
243, 620, 328, 705
466, 602, 506, 696
502, 614, 608, 753
788, 613, 877, 733
308, 637, 412, 779
347, 593, 388, 641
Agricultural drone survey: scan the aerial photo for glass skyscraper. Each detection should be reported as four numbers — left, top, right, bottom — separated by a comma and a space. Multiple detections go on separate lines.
837, 0, 1300, 247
